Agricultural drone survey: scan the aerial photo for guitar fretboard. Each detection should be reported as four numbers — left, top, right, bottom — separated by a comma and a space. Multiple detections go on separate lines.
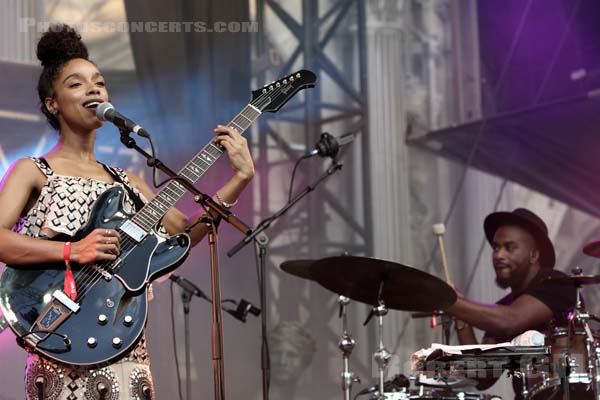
131, 105, 262, 231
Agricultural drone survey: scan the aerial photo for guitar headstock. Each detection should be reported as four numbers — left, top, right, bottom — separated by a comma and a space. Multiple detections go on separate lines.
251, 70, 317, 113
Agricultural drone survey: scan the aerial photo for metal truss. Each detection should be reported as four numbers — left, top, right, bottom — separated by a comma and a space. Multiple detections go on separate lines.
250, 0, 374, 388
252, 0, 372, 259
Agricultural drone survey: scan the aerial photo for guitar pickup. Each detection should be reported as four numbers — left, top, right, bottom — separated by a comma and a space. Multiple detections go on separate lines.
120, 220, 147, 242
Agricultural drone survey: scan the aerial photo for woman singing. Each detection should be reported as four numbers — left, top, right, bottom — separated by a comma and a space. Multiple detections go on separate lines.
0, 24, 254, 399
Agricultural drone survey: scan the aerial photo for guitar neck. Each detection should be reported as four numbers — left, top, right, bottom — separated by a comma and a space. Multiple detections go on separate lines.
131, 104, 261, 232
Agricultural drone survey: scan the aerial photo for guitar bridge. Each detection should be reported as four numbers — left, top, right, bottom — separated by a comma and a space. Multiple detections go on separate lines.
52, 290, 80, 313
91, 264, 114, 281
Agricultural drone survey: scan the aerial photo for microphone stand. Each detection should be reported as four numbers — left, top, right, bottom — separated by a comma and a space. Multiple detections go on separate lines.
118, 129, 251, 400
170, 275, 209, 400
181, 288, 193, 400
228, 158, 344, 400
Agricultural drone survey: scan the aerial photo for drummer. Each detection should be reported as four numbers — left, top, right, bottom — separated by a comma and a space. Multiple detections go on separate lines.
446, 208, 576, 398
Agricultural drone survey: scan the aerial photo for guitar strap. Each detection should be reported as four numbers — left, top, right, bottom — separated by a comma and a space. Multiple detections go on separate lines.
99, 163, 145, 212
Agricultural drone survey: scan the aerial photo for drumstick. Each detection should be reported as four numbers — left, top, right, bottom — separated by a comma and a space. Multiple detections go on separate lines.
433, 223, 453, 288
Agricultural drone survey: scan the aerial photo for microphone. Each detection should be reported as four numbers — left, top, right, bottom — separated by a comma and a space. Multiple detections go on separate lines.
169, 274, 208, 299
96, 102, 150, 138
224, 299, 261, 323
307, 132, 354, 159
170, 275, 259, 323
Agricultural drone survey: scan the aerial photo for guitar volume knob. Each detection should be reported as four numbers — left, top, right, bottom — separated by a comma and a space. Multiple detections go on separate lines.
97, 314, 108, 325
87, 337, 97, 348
123, 315, 133, 327
112, 337, 122, 348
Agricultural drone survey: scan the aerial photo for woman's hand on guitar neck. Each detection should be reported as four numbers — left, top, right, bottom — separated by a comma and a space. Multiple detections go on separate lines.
213, 125, 255, 182
71, 228, 121, 264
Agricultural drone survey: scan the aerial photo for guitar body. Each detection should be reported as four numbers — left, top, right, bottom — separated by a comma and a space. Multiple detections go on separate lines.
0, 186, 190, 367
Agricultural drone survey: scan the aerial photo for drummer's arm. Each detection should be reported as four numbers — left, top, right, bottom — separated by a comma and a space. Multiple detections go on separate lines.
446, 294, 552, 338
454, 319, 478, 345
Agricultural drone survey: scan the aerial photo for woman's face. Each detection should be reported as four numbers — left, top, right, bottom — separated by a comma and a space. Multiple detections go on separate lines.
45, 58, 109, 133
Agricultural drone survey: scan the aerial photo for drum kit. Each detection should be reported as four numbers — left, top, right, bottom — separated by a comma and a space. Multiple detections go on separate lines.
280, 256, 600, 400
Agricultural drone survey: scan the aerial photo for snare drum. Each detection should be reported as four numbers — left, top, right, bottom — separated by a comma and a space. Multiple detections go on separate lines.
529, 327, 599, 399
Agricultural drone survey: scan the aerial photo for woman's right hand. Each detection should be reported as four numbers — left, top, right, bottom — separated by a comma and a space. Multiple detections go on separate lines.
70, 228, 121, 264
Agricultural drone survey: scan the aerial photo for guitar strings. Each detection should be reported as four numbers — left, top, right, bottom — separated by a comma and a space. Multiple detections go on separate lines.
70, 79, 300, 301
70, 140, 222, 296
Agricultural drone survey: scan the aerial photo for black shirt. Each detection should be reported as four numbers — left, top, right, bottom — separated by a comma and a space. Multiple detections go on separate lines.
486, 268, 577, 399
492, 268, 577, 339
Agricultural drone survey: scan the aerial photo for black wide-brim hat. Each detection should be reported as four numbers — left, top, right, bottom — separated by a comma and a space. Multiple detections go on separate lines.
483, 208, 556, 269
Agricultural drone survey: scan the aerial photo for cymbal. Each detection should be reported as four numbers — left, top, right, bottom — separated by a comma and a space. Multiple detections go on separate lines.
281, 256, 456, 312
544, 274, 600, 285
279, 259, 314, 281
583, 241, 600, 258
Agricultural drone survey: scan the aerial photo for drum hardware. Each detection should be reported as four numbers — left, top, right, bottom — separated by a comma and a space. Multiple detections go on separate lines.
411, 311, 453, 346
569, 267, 600, 400
520, 361, 532, 399
280, 256, 457, 400
363, 281, 393, 400
338, 295, 360, 400
534, 267, 600, 400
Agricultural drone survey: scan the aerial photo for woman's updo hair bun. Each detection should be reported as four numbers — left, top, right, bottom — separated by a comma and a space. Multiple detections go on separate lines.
37, 24, 91, 130
37, 24, 89, 67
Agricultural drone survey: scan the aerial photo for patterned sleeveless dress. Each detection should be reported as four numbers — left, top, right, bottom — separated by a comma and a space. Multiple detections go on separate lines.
15, 157, 156, 400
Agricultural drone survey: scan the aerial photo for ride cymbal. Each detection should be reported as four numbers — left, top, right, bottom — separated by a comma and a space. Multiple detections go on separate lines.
281, 256, 456, 312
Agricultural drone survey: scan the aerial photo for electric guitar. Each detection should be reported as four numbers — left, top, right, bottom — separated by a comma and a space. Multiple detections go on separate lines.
0, 70, 316, 367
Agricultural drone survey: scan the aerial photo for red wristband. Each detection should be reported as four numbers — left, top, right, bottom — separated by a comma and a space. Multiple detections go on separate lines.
63, 242, 72, 268
62, 242, 77, 300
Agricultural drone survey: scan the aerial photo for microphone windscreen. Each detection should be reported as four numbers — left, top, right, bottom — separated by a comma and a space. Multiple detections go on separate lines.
96, 102, 114, 121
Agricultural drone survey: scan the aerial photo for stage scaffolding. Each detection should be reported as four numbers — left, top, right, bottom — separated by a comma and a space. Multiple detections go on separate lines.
251, 0, 372, 260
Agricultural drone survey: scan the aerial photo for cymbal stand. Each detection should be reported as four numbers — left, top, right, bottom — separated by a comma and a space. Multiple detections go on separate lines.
338, 295, 359, 400
372, 302, 391, 400
363, 281, 392, 400
569, 267, 600, 400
